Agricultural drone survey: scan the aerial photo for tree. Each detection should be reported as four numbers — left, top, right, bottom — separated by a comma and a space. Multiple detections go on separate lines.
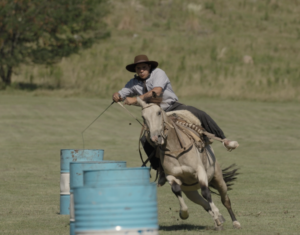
0, 0, 109, 86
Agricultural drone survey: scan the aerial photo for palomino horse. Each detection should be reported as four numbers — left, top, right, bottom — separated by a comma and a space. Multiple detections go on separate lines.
136, 97, 241, 230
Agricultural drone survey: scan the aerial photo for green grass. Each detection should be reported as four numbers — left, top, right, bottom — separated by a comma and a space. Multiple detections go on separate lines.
0, 95, 300, 234
2, 0, 299, 101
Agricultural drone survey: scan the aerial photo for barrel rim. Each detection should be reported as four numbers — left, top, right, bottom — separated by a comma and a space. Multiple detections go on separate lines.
70, 161, 126, 165
74, 227, 159, 232
73, 182, 156, 190
60, 149, 104, 151
83, 167, 150, 173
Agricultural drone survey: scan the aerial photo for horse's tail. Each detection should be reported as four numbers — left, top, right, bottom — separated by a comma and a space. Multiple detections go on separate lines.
220, 164, 239, 191
209, 164, 239, 195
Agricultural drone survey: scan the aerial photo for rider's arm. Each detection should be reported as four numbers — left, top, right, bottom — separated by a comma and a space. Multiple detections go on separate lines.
124, 69, 168, 105
139, 87, 163, 100
124, 87, 163, 105
121, 69, 169, 105
112, 79, 137, 102
137, 69, 168, 102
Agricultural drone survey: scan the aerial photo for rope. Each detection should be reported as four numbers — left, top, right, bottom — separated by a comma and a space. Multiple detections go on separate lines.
116, 102, 143, 126
116, 102, 148, 167
81, 101, 115, 150
80, 100, 144, 162
81, 101, 144, 150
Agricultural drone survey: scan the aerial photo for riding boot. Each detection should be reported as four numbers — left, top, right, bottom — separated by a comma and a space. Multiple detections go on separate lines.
222, 139, 239, 152
157, 166, 167, 187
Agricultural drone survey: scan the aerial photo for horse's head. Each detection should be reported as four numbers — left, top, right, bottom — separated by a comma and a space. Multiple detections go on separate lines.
136, 96, 166, 145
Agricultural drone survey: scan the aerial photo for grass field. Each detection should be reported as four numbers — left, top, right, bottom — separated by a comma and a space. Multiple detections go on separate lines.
0, 95, 300, 234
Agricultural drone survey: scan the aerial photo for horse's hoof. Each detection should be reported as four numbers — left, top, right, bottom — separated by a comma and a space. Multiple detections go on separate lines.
214, 218, 222, 227
157, 169, 167, 186
179, 211, 189, 220
233, 221, 241, 229
157, 180, 166, 187
218, 215, 226, 223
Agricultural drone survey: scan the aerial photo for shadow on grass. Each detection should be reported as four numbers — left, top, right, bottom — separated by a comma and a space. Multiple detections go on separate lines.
159, 224, 207, 231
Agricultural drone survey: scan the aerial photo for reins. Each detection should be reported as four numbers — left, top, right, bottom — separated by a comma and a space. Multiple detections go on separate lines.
115, 102, 151, 167
137, 104, 174, 168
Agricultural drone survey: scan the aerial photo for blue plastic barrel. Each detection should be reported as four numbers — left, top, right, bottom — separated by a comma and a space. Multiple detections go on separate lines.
73, 183, 158, 235
69, 161, 127, 235
83, 167, 151, 186
60, 149, 104, 215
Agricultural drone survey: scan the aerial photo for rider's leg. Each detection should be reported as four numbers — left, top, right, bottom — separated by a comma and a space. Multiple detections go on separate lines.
166, 102, 238, 151
167, 103, 226, 138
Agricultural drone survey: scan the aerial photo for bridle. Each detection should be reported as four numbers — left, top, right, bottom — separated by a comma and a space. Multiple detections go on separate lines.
139, 104, 173, 166
141, 104, 173, 142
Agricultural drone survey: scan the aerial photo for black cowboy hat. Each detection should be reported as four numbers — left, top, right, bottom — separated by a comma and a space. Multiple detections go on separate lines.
126, 55, 159, 72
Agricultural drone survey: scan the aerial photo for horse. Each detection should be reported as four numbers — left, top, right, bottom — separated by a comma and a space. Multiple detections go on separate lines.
136, 96, 241, 230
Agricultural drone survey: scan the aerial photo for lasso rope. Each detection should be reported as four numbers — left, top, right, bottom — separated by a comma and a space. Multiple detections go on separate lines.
81, 101, 115, 150
116, 102, 143, 126
81, 101, 143, 150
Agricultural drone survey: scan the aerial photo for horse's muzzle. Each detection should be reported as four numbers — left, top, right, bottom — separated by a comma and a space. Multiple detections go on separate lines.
151, 134, 164, 145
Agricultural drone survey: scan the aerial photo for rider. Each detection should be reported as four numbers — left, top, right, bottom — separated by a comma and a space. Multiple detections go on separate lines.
112, 55, 237, 182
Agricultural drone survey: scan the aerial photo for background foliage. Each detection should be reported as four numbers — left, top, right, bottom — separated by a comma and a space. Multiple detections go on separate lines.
4, 0, 299, 101
0, 0, 109, 85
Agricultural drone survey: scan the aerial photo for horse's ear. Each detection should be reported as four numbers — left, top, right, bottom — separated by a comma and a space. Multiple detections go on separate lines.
152, 91, 157, 98
136, 96, 147, 108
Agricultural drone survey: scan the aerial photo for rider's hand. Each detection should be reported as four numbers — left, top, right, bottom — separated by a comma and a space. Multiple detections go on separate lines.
124, 97, 137, 105
112, 92, 122, 102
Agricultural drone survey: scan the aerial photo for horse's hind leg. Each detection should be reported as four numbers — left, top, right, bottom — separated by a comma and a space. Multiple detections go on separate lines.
183, 190, 211, 211
197, 165, 224, 229
166, 175, 189, 220
210, 163, 241, 229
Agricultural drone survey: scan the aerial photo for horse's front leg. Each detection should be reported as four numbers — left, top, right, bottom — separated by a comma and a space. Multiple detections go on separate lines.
183, 190, 211, 211
166, 175, 189, 220
197, 165, 224, 230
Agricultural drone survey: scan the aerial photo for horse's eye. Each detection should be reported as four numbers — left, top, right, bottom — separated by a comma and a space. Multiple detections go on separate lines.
158, 111, 161, 116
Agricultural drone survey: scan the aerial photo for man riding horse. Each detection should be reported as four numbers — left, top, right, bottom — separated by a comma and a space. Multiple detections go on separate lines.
112, 55, 238, 184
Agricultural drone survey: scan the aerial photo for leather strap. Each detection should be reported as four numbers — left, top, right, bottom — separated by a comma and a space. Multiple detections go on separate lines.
135, 74, 148, 93
162, 142, 194, 159
138, 124, 147, 166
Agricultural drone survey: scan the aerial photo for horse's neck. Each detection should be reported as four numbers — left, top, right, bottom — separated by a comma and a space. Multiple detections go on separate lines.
165, 127, 181, 148
164, 121, 191, 150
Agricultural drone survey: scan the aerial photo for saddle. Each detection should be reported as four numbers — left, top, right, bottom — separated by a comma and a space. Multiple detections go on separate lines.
166, 111, 239, 152
163, 113, 216, 172
143, 113, 210, 160
167, 113, 213, 149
